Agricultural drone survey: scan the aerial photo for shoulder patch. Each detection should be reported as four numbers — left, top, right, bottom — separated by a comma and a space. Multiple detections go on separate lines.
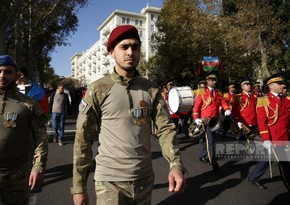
79, 99, 88, 112
257, 96, 269, 107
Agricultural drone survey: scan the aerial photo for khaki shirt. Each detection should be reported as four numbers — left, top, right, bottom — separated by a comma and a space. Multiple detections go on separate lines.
0, 88, 48, 173
72, 70, 185, 194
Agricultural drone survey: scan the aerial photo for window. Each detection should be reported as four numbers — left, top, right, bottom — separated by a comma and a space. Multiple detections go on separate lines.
126, 18, 130, 24
135, 20, 138, 26
140, 31, 143, 37
122, 18, 125, 24
151, 14, 154, 20
140, 20, 143, 26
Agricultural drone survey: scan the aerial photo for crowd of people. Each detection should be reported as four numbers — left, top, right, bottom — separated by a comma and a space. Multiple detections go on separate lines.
1, 24, 290, 205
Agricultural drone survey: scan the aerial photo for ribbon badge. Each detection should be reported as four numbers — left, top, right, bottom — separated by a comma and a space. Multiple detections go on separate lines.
133, 100, 150, 126
3, 112, 17, 128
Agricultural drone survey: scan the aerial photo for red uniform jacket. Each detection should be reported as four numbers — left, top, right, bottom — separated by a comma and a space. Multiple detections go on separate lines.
193, 87, 229, 120
233, 92, 257, 127
223, 92, 235, 111
257, 93, 290, 146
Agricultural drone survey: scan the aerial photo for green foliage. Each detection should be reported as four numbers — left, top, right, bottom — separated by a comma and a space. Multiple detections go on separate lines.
152, 0, 290, 88
0, 0, 89, 85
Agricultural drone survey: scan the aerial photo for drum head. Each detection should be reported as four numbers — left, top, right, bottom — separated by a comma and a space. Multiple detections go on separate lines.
168, 88, 180, 113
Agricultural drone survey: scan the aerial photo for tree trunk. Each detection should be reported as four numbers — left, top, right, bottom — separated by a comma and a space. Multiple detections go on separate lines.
0, 31, 6, 54
258, 32, 269, 82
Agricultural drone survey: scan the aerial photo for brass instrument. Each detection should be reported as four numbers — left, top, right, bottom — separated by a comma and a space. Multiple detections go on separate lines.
188, 116, 221, 138
241, 124, 258, 141
188, 120, 206, 138
207, 116, 221, 132
234, 123, 259, 154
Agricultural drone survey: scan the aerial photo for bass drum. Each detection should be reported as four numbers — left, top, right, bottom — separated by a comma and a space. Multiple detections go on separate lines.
168, 86, 195, 113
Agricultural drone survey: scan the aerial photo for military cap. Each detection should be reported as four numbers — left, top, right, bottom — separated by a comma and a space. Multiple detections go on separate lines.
0, 55, 17, 68
107, 25, 141, 52
264, 72, 286, 85
198, 77, 206, 84
165, 79, 174, 87
240, 76, 252, 87
228, 83, 235, 89
253, 81, 261, 87
205, 70, 218, 80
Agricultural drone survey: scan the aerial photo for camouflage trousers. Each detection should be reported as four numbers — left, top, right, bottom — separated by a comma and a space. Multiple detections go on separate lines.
95, 175, 154, 205
0, 171, 30, 205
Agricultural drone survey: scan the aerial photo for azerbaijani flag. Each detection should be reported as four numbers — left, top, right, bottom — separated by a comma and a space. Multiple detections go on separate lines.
202, 56, 219, 72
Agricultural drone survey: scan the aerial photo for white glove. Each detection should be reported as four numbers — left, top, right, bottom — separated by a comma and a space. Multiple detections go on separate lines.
263, 140, 272, 149
195, 118, 202, 125
224, 110, 232, 116
237, 122, 243, 129
263, 140, 272, 155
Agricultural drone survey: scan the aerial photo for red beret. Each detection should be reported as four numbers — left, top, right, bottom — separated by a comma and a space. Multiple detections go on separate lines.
107, 25, 140, 52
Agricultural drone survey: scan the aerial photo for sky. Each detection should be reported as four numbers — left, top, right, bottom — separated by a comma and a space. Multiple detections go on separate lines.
50, 0, 163, 77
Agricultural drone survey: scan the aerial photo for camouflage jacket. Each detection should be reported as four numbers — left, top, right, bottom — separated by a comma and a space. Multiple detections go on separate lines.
72, 70, 185, 194
0, 88, 48, 173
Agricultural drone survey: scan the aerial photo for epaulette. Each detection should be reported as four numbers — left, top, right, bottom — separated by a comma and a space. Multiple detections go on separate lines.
287, 96, 290, 100
257, 96, 269, 107
217, 89, 222, 95
195, 88, 205, 95
223, 93, 229, 98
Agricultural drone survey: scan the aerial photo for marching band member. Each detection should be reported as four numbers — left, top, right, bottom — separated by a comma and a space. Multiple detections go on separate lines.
193, 71, 231, 172
221, 83, 236, 138
252, 81, 264, 98
193, 78, 206, 96
281, 84, 288, 97
248, 73, 290, 191
232, 77, 257, 141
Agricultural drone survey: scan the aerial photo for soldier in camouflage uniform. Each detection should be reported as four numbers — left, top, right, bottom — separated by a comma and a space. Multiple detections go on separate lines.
0, 55, 48, 205
72, 25, 186, 205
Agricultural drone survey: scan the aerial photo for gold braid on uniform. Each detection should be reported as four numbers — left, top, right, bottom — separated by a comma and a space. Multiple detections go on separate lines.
239, 96, 249, 112
257, 97, 278, 126
224, 93, 233, 110
201, 94, 212, 110
266, 104, 278, 126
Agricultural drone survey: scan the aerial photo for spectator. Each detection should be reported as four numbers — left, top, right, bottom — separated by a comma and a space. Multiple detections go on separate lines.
49, 84, 70, 146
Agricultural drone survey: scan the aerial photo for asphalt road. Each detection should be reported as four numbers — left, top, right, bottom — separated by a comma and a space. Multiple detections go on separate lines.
30, 117, 290, 205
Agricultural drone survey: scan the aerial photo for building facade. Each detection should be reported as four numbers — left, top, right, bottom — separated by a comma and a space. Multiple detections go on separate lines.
70, 5, 161, 85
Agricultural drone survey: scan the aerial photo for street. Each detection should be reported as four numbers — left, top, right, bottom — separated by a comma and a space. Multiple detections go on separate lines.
30, 117, 290, 205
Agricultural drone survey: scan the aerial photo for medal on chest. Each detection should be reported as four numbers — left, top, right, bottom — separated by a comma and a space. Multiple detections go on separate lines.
3, 112, 17, 128
132, 100, 150, 126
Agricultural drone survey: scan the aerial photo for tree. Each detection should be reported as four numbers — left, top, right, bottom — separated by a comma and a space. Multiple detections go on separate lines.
0, 0, 89, 81
153, 0, 289, 87
222, 0, 289, 82
154, 0, 228, 88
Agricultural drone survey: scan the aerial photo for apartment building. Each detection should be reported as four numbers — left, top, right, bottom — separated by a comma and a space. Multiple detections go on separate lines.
70, 5, 161, 85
